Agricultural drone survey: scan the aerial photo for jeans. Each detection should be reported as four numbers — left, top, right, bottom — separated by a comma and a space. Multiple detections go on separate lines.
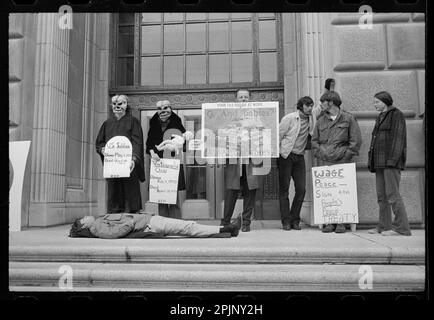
278, 153, 306, 225
375, 168, 411, 235
221, 165, 257, 226
147, 215, 220, 237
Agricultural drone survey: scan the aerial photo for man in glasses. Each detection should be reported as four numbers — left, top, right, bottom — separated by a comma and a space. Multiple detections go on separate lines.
96, 94, 146, 213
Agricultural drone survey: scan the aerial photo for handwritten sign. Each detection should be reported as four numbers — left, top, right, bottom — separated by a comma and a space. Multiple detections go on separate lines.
149, 158, 180, 204
103, 136, 132, 178
312, 163, 359, 225
201, 102, 279, 158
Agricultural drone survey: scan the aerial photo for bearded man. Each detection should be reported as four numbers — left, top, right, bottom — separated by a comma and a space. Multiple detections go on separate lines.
96, 94, 145, 213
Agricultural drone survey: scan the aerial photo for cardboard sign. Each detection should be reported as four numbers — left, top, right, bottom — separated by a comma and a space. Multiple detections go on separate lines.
149, 158, 180, 204
201, 102, 279, 158
103, 136, 132, 178
9, 141, 31, 232
312, 163, 359, 225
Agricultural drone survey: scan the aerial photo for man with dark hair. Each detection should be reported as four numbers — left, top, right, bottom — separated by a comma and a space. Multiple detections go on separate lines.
311, 90, 362, 233
278, 96, 317, 230
70, 212, 241, 238
220, 89, 259, 232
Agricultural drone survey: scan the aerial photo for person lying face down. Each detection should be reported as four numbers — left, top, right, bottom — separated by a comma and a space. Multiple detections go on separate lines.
69, 211, 241, 239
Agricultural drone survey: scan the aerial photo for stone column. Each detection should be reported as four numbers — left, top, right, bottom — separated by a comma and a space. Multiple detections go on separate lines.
29, 13, 70, 226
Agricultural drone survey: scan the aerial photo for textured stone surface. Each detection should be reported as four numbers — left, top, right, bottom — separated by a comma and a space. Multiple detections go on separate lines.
9, 39, 24, 81
332, 25, 385, 71
355, 170, 424, 224
387, 23, 425, 68
9, 14, 25, 38
417, 70, 425, 116
332, 13, 411, 25
335, 71, 419, 114
413, 13, 425, 22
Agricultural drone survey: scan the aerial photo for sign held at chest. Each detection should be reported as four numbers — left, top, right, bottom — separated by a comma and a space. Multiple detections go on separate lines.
103, 136, 132, 178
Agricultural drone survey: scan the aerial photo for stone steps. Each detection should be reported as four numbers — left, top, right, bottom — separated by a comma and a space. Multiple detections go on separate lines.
9, 262, 425, 292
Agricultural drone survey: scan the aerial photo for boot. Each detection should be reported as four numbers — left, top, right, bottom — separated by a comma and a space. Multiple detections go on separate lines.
220, 215, 241, 237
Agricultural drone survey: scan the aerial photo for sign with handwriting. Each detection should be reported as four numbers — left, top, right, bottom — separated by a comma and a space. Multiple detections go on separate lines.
149, 158, 180, 204
103, 136, 132, 178
312, 163, 359, 225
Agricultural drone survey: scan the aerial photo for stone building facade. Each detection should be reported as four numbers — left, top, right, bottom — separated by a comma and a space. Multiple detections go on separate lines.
9, 12, 425, 228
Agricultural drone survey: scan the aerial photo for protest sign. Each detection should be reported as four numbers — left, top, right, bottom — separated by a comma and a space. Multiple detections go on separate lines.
103, 136, 132, 178
149, 158, 180, 204
201, 102, 279, 158
312, 163, 359, 225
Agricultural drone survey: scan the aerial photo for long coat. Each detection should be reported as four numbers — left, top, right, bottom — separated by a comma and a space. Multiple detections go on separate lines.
225, 161, 259, 190
146, 112, 186, 190
368, 106, 407, 172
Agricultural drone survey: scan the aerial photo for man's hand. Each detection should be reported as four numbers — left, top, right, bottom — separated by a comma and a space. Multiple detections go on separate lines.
101, 147, 107, 157
150, 149, 160, 160
130, 160, 135, 173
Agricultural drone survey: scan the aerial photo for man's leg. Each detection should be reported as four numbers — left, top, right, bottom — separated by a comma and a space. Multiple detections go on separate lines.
278, 155, 293, 227
375, 169, 392, 231
158, 203, 170, 217
147, 215, 220, 237
241, 172, 256, 229
384, 168, 411, 235
123, 169, 142, 213
221, 188, 238, 225
289, 154, 306, 227
107, 179, 123, 213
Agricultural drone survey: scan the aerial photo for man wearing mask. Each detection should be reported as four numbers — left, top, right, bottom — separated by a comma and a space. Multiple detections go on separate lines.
311, 91, 362, 233
96, 94, 146, 213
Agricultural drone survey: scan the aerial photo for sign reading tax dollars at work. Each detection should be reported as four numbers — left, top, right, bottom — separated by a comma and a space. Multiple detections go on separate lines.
201, 102, 279, 158
149, 158, 180, 205
103, 136, 132, 178
312, 163, 359, 225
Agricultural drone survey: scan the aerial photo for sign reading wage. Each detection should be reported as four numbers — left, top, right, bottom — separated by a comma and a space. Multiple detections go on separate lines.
312, 163, 359, 225
149, 158, 180, 205
103, 136, 132, 178
201, 102, 279, 158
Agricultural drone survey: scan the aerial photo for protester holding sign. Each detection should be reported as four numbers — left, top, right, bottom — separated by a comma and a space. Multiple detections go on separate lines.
278, 96, 317, 231
311, 91, 362, 233
367, 91, 411, 236
96, 94, 145, 213
146, 100, 187, 218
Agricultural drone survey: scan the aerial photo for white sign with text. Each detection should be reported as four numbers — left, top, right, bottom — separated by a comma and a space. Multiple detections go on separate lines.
149, 158, 180, 205
312, 163, 359, 225
103, 136, 132, 178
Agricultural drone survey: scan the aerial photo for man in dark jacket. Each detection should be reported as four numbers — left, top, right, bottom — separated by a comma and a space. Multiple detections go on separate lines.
367, 91, 411, 236
311, 91, 362, 233
96, 94, 145, 213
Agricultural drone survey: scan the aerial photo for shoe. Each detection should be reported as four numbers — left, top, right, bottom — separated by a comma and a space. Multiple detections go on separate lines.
220, 221, 240, 237
381, 230, 402, 236
241, 225, 250, 232
334, 224, 346, 233
322, 224, 335, 233
367, 228, 381, 234
220, 221, 230, 227
291, 222, 301, 230
283, 223, 291, 231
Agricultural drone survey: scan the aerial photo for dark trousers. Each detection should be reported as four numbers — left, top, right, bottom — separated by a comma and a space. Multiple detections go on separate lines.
278, 153, 306, 225
158, 203, 182, 219
221, 168, 257, 227
375, 168, 411, 235
107, 169, 141, 213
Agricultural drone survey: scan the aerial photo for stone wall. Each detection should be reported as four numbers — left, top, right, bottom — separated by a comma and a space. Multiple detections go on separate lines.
327, 13, 425, 224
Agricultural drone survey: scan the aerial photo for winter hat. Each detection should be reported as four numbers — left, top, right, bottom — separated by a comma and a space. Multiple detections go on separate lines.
374, 91, 393, 106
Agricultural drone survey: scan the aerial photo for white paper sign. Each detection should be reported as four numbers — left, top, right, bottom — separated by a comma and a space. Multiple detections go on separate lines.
312, 163, 359, 225
103, 136, 132, 178
188, 139, 202, 151
149, 158, 180, 204
9, 141, 31, 232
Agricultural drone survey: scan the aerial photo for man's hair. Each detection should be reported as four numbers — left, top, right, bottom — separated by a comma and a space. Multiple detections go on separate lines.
296, 96, 314, 111
69, 218, 95, 238
319, 91, 342, 107
236, 88, 250, 98
374, 91, 393, 107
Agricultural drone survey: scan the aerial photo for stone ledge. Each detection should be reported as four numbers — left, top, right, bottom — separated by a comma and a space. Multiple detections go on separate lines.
332, 13, 411, 25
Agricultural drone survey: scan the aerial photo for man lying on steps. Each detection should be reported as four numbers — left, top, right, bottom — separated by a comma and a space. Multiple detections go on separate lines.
69, 211, 241, 239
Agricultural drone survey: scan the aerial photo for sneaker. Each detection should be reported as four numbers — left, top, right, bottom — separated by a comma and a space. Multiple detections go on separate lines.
367, 228, 381, 234
322, 224, 335, 233
291, 222, 301, 230
241, 225, 250, 232
381, 230, 402, 236
334, 224, 346, 233
283, 223, 291, 231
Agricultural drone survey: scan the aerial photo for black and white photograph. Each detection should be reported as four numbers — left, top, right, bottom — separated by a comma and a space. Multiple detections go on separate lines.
8, 7, 426, 300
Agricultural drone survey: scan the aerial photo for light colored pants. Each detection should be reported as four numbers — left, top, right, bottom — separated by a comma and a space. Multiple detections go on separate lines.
147, 215, 220, 237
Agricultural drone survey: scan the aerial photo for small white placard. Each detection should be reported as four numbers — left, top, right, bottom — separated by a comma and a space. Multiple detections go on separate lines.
103, 136, 132, 178
149, 158, 180, 205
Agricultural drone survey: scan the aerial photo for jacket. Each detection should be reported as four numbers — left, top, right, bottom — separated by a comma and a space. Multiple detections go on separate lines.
89, 213, 155, 238
368, 106, 407, 172
146, 112, 186, 190
311, 109, 362, 165
95, 113, 146, 182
